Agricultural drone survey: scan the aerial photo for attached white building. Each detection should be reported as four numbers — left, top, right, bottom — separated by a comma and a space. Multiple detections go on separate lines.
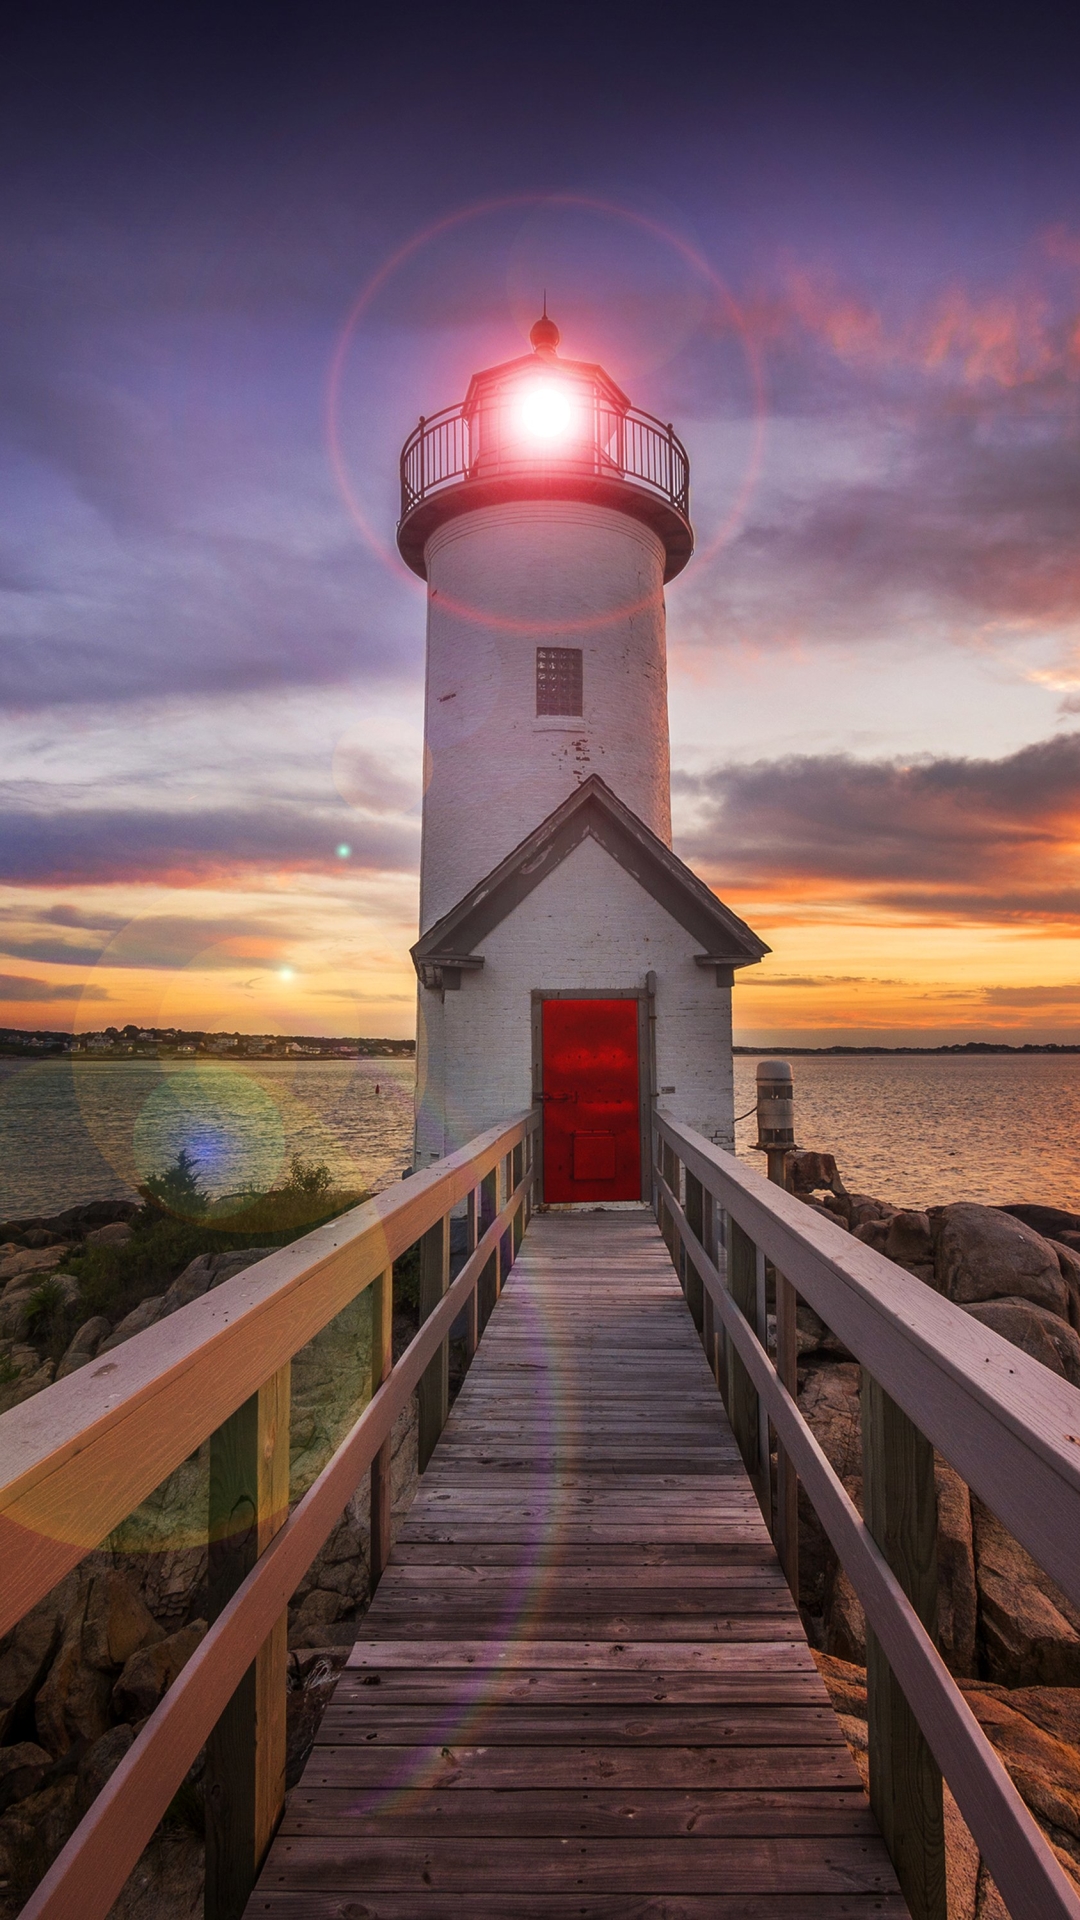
398, 312, 766, 1200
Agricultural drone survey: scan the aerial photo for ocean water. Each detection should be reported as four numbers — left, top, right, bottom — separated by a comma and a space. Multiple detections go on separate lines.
0, 1057, 416, 1219
732, 1052, 1080, 1212
0, 1051, 1077, 1221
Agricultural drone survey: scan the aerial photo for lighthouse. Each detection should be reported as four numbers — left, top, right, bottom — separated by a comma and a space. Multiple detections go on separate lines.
400, 312, 767, 1198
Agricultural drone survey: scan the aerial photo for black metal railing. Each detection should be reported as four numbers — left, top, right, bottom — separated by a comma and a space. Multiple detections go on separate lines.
400, 394, 690, 524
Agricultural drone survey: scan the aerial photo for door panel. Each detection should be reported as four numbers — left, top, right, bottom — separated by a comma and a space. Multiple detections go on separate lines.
541, 998, 641, 1203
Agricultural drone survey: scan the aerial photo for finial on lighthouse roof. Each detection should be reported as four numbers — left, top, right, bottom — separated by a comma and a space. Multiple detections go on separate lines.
529, 298, 560, 357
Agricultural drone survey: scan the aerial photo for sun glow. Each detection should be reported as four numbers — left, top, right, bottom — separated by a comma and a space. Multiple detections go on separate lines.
517, 380, 574, 443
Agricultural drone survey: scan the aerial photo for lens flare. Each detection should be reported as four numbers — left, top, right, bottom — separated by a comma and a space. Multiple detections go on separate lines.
517, 380, 574, 443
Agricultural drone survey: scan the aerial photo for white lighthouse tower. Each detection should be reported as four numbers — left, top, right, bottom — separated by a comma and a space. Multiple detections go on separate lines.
400, 312, 767, 1198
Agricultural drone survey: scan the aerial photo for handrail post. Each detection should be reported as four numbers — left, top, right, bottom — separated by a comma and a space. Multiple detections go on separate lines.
727, 1220, 765, 1509
660, 1138, 679, 1260
417, 1213, 450, 1471
204, 1363, 291, 1920
512, 1141, 525, 1257
465, 1186, 479, 1361
683, 1169, 706, 1335
369, 1268, 394, 1589
501, 1150, 514, 1280
702, 1188, 721, 1388
478, 1165, 499, 1331
863, 1372, 947, 1920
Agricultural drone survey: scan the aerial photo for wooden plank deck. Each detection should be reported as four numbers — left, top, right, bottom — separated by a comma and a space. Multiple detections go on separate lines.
246, 1208, 906, 1918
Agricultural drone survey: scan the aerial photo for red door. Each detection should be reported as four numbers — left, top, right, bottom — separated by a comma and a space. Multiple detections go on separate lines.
541, 999, 641, 1203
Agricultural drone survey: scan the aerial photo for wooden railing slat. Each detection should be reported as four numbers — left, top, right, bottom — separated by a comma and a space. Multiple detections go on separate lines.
656, 1111, 1080, 1614
0, 1114, 533, 1638
17, 1165, 533, 1920
653, 1157, 1080, 1920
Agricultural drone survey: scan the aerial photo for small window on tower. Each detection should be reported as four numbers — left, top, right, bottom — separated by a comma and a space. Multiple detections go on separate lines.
536, 647, 583, 717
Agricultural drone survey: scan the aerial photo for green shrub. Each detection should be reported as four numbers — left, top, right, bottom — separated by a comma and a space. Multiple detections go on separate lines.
142, 1147, 208, 1219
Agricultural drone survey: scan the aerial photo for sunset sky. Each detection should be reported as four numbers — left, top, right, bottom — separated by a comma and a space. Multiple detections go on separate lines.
2, 2, 1080, 1046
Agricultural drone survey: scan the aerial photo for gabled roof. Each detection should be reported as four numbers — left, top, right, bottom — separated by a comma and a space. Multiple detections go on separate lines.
411, 776, 769, 988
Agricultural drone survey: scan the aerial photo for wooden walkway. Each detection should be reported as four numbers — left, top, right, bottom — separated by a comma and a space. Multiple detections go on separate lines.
247, 1209, 905, 1918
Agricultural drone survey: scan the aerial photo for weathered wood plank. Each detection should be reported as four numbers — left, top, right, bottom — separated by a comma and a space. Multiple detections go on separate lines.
244, 1209, 900, 1918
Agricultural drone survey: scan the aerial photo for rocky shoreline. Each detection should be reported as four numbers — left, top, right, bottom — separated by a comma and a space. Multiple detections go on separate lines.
3, 1165, 1080, 1916
782, 1148, 1080, 1914
0, 1193, 420, 1918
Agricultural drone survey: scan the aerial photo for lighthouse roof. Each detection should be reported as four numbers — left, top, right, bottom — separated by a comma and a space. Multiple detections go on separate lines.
411, 774, 768, 988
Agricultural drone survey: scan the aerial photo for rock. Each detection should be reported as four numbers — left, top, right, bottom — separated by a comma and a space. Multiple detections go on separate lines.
0, 1588, 68, 1743
973, 1502, 1080, 1686
57, 1314, 112, 1378
48, 1199, 139, 1238
800, 1196, 850, 1230
885, 1208, 934, 1273
825, 1563, 866, 1662
959, 1683, 1080, 1880
0, 1773, 78, 1905
159, 1247, 274, 1315
84, 1221, 133, 1248
0, 1270, 78, 1342
288, 1589, 349, 1649
848, 1194, 897, 1230
0, 1740, 52, 1813
105, 1831, 204, 1920
1001, 1204, 1080, 1242
798, 1362, 863, 1484
932, 1203, 1069, 1318
963, 1297, 1080, 1386
112, 1621, 206, 1720
34, 1608, 113, 1755
0, 1246, 70, 1289
852, 1218, 889, 1252
786, 1150, 847, 1197
793, 1301, 851, 1358
75, 1721, 134, 1814
22, 1228, 61, 1248
1051, 1242, 1080, 1335
81, 1571, 164, 1672
97, 1296, 166, 1351
935, 1454, 977, 1677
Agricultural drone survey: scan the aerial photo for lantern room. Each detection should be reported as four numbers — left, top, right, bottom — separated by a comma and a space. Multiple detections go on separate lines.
397, 312, 693, 581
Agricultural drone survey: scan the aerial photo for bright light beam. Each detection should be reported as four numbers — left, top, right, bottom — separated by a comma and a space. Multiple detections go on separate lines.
517, 381, 574, 443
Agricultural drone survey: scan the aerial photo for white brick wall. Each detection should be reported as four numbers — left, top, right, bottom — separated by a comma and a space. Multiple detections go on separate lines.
413, 835, 735, 1173
419, 500, 671, 930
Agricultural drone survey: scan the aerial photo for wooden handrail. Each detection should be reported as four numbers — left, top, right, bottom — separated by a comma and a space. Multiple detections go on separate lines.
0, 1114, 535, 1637
655, 1112, 1080, 1609
0, 1110, 538, 1920
652, 1112, 1080, 1920
17, 1164, 534, 1920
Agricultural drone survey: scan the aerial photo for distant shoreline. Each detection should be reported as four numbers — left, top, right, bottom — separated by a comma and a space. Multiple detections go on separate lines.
732, 1043, 1080, 1056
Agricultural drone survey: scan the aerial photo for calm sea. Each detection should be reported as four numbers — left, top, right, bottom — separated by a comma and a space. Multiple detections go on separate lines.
0, 1052, 1077, 1220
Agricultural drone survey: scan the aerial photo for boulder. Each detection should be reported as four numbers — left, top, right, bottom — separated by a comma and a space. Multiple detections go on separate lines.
57, 1315, 112, 1378
963, 1297, 1080, 1387
852, 1218, 889, 1252
848, 1194, 897, 1230
936, 1454, 977, 1677
34, 1613, 113, 1755
1000, 1204, 1080, 1242
797, 1362, 863, 1485
0, 1271, 78, 1342
0, 1773, 78, 1902
884, 1209, 935, 1282
0, 1246, 70, 1289
0, 1740, 52, 1813
0, 1588, 68, 1742
1051, 1241, 1080, 1335
97, 1296, 166, 1352
288, 1588, 349, 1649
786, 1150, 847, 1197
81, 1571, 164, 1672
112, 1621, 206, 1720
932, 1204, 1069, 1317
84, 1221, 133, 1249
973, 1502, 1080, 1686
75, 1722, 134, 1815
824, 1563, 866, 1662
159, 1247, 274, 1315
